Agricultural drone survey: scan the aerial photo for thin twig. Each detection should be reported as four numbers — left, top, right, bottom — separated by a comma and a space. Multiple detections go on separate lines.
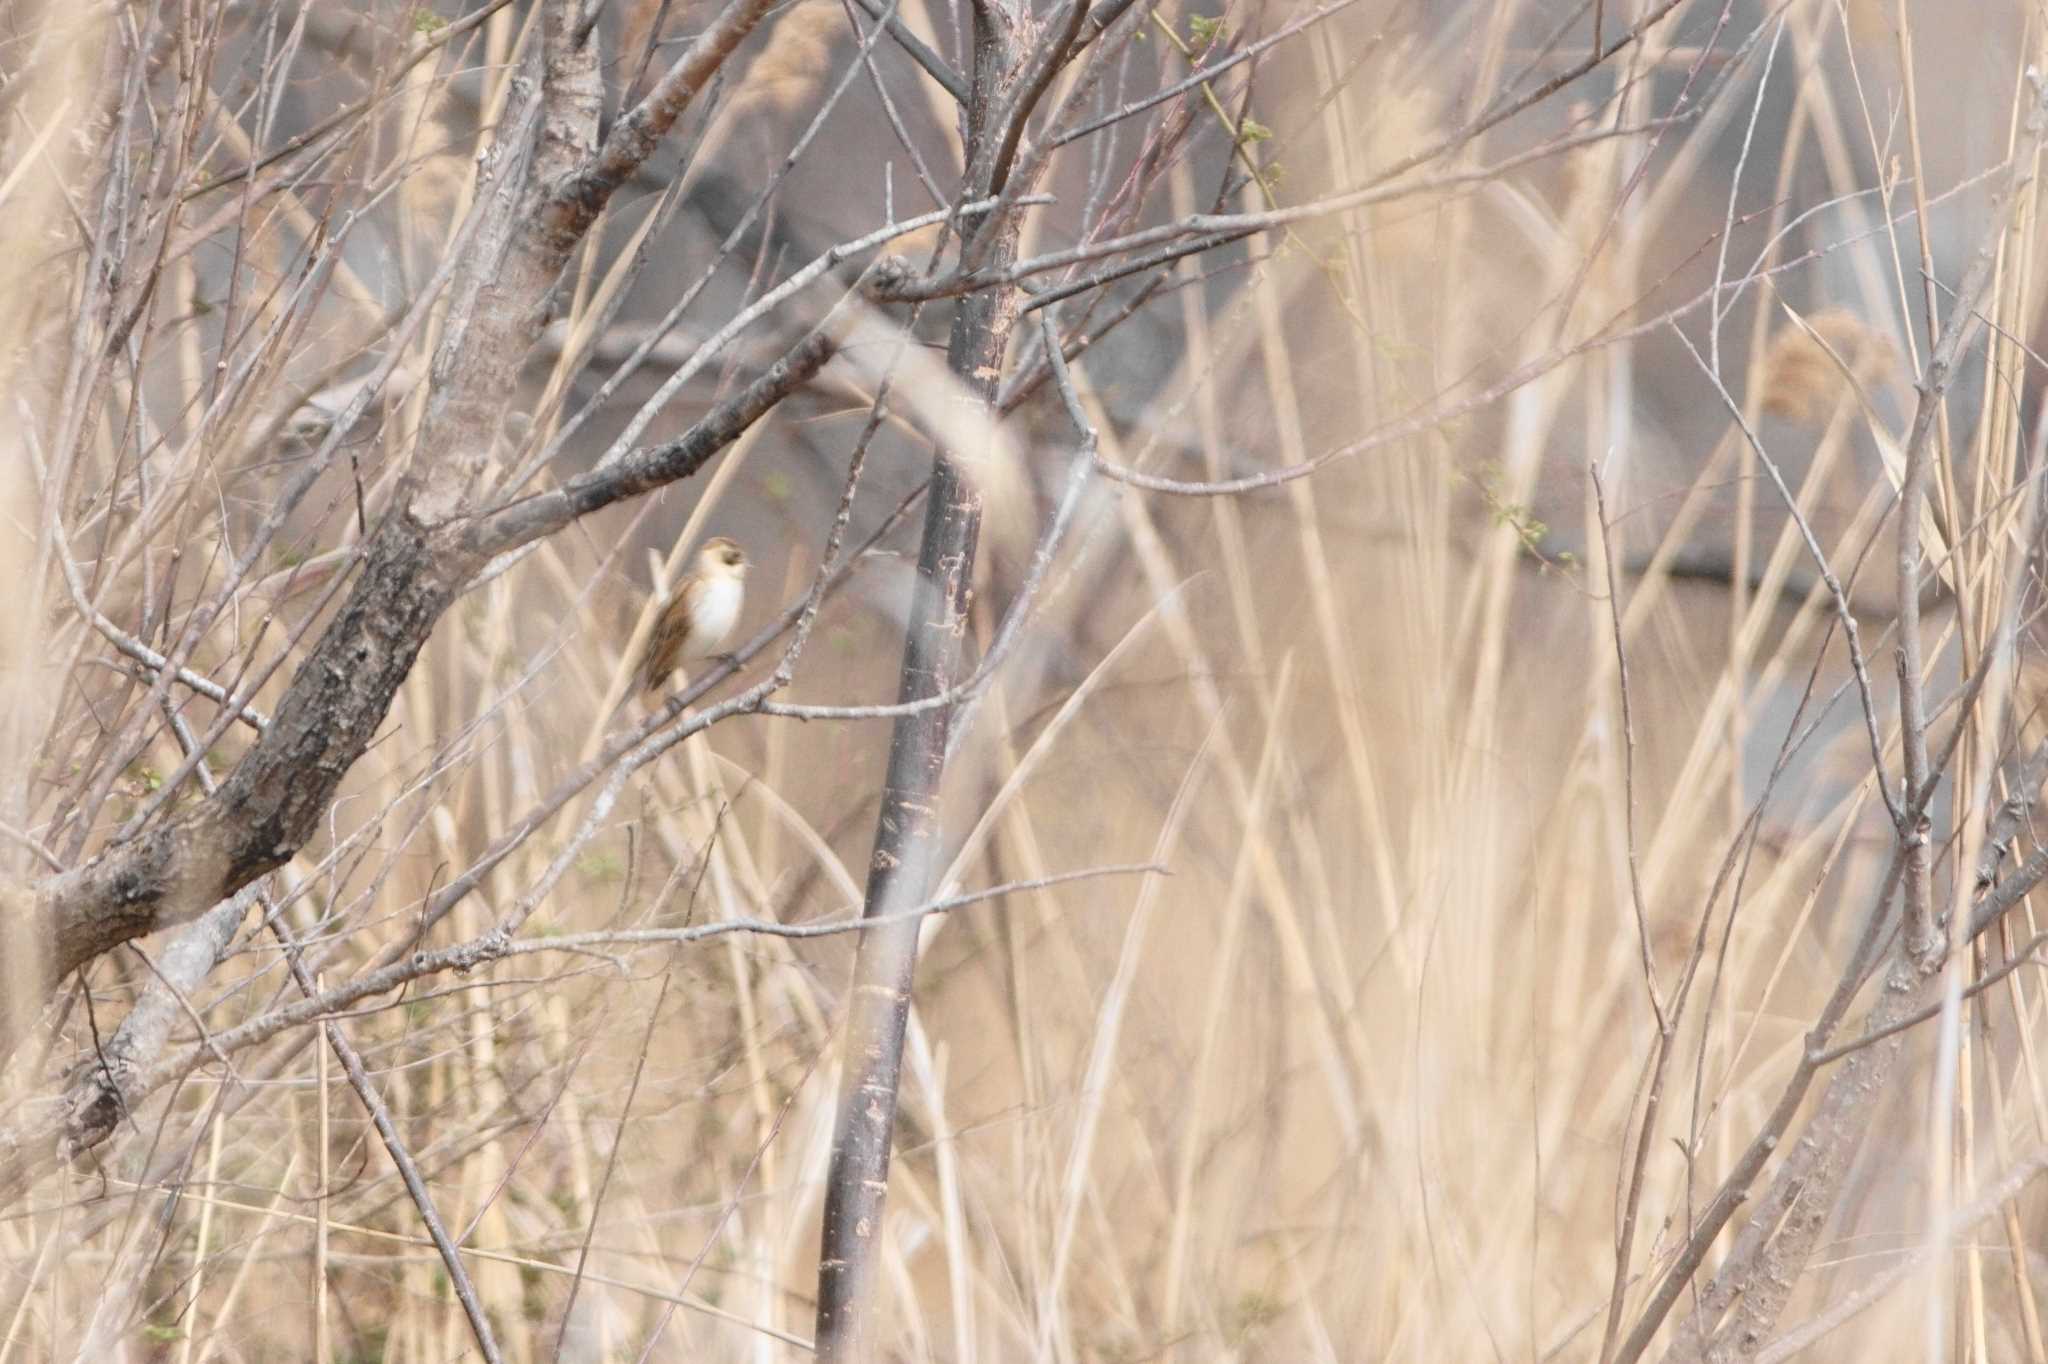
1808, 929, 2048, 1066
1591, 461, 1670, 1364
1670, 324, 1903, 828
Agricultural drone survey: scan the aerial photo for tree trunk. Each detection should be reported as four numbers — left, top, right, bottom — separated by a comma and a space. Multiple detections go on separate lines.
812, 11, 1028, 1351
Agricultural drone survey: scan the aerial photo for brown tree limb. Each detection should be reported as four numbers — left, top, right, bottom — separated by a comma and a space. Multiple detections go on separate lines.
811, 5, 1034, 1354
1751, 1147, 2048, 1363
1619, 744, 2048, 1364
1895, 109, 2043, 968
22, 315, 837, 1017
543, 0, 784, 256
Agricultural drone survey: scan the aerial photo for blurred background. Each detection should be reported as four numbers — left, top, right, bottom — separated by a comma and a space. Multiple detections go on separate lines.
3, 0, 2047, 1359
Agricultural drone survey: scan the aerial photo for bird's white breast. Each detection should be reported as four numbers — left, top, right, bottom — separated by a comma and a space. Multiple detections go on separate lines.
686, 574, 744, 656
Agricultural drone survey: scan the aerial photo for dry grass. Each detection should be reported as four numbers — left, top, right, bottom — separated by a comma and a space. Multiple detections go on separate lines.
5, 1, 2048, 1361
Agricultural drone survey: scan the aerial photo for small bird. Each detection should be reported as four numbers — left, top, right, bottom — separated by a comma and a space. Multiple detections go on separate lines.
635, 537, 748, 695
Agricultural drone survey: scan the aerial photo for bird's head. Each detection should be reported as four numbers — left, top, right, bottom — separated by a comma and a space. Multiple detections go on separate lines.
700, 536, 748, 578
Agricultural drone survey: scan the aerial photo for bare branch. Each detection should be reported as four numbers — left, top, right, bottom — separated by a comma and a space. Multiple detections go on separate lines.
544, 0, 784, 251
1893, 86, 2047, 970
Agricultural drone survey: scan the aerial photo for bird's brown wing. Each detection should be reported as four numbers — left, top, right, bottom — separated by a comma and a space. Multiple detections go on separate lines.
635, 578, 701, 694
